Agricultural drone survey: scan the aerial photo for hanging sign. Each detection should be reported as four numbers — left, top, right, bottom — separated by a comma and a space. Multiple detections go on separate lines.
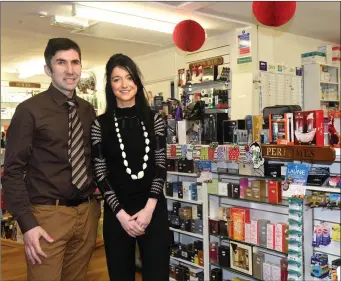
189, 56, 224, 69
9, 81, 41, 88
261, 145, 336, 162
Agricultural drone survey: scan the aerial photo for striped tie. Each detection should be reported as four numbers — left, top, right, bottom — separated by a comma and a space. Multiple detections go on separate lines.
67, 99, 88, 190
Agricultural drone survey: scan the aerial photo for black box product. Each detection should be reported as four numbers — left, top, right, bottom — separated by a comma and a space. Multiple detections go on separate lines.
171, 215, 180, 229
264, 162, 283, 178
178, 159, 195, 173
175, 265, 185, 281
180, 219, 192, 232
191, 220, 197, 233
166, 182, 173, 197
183, 267, 190, 281
194, 240, 203, 252
169, 264, 176, 279
197, 205, 203, 219
210, 268, 223, 281
188, 250, 195, 263
195, 219, 203, 234
232, 183, 240, 199
223, 120, 237, 143
189, 268, 204, 281
180, 247, 189, 261
253, 252, 265, 280
168, 211, 172, 224
258, 219, 270, 247
209, 219, 219, 235
218, 245, 230, 267
307, 167, 330, 187
173, 202, 181, 216
227, 183, 233, 198
167, 159, 175, 171
219, 220, 228, 237
202, 110, 229, 145
178, 184, 184, 199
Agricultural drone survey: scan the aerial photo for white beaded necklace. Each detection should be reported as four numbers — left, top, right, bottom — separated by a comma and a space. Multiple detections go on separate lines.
113, 112, 150, 180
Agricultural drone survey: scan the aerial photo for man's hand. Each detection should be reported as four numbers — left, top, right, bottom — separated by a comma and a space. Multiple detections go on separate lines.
23, 226, 54, 265
116, 210, 145, 238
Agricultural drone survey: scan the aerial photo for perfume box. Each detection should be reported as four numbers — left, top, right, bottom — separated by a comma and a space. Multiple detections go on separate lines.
239, 178, 249, 199
218, 182, 228, 196
232, 183, 240, 199
280, 258, 288, 281
179, 207, 192, 220
192, 205, 198, 220
251, 180, 266, 201
169, 264, 176, 279
189, 268, 204, 281
294, 110, 324, 146
167, 159, 175, 171
180, 219, 192, 232
191, 220, 196, 233
239, 162, 265, 177
172, 202, 181, 215
245, 115, 264, 143
182, 183, 190, 200
245, 222, 251, 243
175, 265, 185, 281
218, 207, 230, 221
178, 184, 183, 199
195, 219, 203, 234
245, 188, 254, 200
269, 113, 294, 145
253, 252, 265, 280
189, 183, 198, 201
267, 223, 276, 249
210, 268, 223, 281
268, 180, 282, 204
171, 215, 180, 229
251, 220, 259, 245
275, 223, 288, 253
218, 245, 230, 267
271, 264, 281, 281
219, 220, 228, 237
198, 250, 204, 267
264, 162, 283, 178
258, 219, 270, 247
209, 242, 219, 264
165, 182, 173, 196
197, 205, 203, 219
231, 208, 250, 241
263, 262, 272, 281
197, 185, 203, 202
209, 219, 219, 235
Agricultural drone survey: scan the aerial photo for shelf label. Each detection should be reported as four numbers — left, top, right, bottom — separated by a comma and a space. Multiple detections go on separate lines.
9, 81, 41, 88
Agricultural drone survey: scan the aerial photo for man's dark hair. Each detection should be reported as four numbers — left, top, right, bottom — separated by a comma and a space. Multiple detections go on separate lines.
44, 38, 81, 69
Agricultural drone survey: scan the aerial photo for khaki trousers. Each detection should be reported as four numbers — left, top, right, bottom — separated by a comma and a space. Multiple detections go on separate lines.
27, 198, 101, 281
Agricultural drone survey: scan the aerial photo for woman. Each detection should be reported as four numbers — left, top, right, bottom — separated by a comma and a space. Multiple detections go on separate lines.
91, 54, 170, 281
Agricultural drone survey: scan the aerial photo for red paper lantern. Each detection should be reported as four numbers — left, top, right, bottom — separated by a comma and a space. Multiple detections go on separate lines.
252, 1, 296, 27
172, 20, 205, 52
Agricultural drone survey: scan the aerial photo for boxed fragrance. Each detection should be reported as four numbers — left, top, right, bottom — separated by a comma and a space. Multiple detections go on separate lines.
253, 252, 265, 280
268, 180, 282, 204
251, 180, 266, 201
294, 110, 324, 146
269, 113, 294, 145
231, 208, 251, 241
275, 223, 288, 253
267, 223, 276, 249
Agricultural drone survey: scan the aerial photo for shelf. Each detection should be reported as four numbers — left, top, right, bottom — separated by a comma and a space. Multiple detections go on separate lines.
170, 256, 204, 269
321, 99, 340, 103
216, 171, 285, 181
305, 186, 341, 193
170, 227, 204, 239
320, 63, 340, 68
165, 196, 203, 205
320, 81, 339, 85
210, 263, 261, 281
210, 234, 288, 256
208, 193, 289, 207
167, 171, 198, 177
181, 80, 229, 90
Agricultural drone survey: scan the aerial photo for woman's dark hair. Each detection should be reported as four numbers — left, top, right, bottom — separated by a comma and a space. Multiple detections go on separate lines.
104, 53, 153, 135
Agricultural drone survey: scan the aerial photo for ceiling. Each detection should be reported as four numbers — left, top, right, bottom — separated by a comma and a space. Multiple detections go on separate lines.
1, 1, 340, 77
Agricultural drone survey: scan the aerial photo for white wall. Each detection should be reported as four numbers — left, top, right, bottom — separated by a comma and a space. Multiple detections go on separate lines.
258, 26, 336, 68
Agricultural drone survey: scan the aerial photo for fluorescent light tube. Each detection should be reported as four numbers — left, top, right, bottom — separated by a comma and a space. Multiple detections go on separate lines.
73, 4, 176, 34
52, 15, 89, 28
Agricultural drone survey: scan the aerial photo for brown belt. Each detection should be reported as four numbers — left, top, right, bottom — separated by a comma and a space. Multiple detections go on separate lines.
42, 195, 93, 207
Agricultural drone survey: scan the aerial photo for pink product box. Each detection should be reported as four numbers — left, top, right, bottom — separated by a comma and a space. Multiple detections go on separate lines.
267, 223, 275, 249
251, 220, 259, 245
239, 178, 249, 199
245, 222, 251, 243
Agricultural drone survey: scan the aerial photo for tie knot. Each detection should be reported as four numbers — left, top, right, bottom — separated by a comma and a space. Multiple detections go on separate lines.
67, 99, 78, 108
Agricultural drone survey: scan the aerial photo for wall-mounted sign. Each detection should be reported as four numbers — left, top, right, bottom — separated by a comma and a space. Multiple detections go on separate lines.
9, 81, 41, 88
189, 56, 223, 69
261, 145, 336, 162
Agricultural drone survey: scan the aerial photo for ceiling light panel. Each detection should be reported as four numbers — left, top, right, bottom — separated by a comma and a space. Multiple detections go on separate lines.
73, 4, 176, 34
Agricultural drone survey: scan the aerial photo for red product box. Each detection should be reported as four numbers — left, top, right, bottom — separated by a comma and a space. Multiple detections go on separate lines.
294, 110, 324, 146
268, 180, 282, 204
209, 242, 219, 264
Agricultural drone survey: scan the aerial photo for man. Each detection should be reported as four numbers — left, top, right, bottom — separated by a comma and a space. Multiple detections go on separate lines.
2, 38, 101, 281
